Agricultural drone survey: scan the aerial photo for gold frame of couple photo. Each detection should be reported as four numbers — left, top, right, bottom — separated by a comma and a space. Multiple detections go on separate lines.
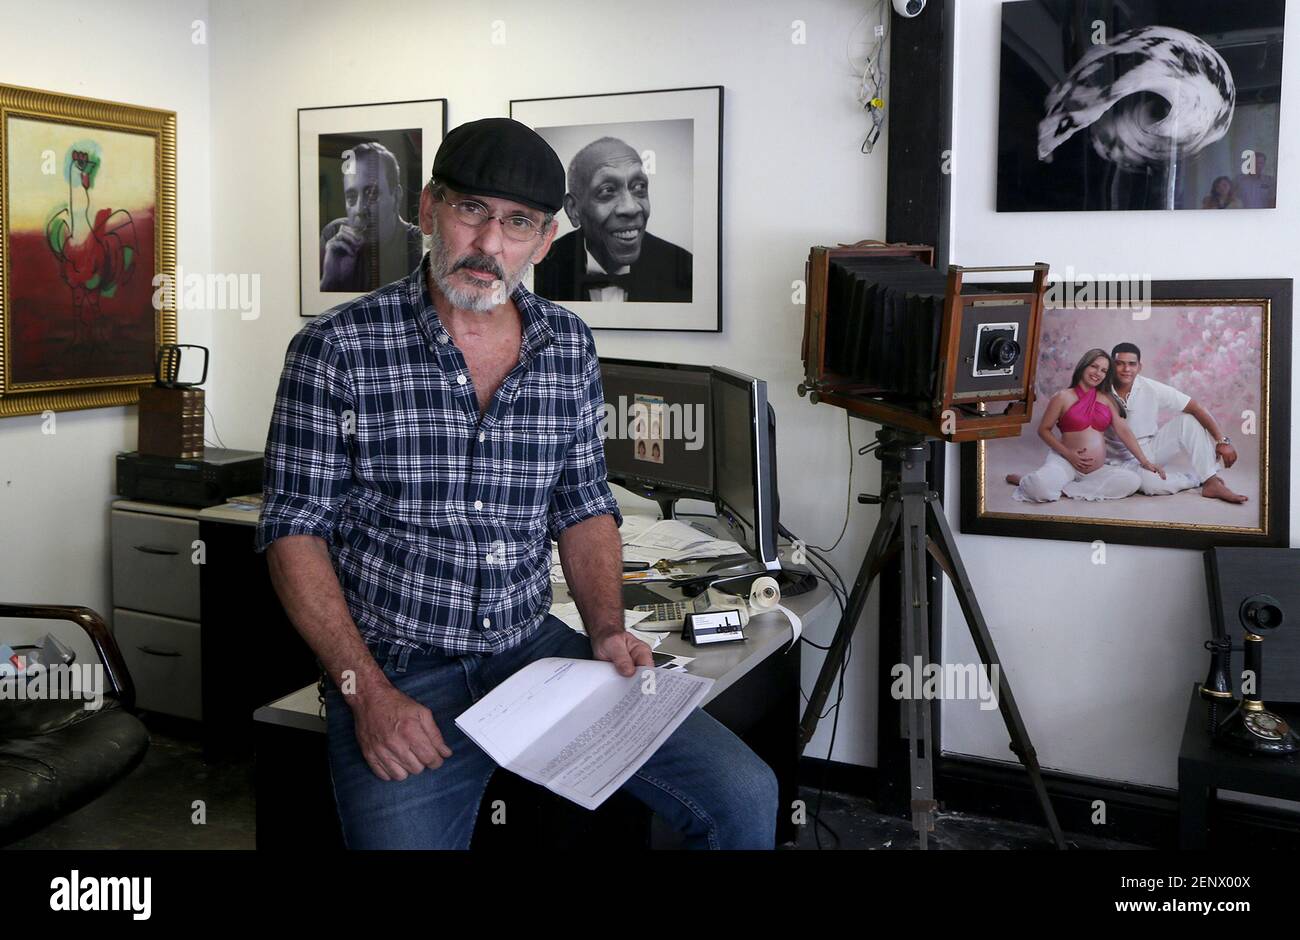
961, 279, 1292, 549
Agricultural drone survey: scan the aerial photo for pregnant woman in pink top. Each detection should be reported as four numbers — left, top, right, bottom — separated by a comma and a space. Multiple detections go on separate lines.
1007, 348, 1164, 503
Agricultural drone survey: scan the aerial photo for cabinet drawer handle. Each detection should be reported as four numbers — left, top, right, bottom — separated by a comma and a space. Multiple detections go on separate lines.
133, 545, 179, 556
138, 645, 183, 657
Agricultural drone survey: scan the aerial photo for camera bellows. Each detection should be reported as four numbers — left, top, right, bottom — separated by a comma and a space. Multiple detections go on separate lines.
799, 241, 1048, 442
826, 255, 976, 403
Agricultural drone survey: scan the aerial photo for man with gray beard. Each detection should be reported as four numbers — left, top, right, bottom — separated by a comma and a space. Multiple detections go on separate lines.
257, 118, 778, 850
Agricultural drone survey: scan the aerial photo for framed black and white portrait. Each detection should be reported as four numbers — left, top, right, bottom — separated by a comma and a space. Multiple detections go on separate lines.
998, 0, 1285, 212
511, 86, 722, 332
298, 98, 446, 317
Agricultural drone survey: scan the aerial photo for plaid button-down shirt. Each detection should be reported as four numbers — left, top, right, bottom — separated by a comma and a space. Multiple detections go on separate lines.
254, 255, 623, 654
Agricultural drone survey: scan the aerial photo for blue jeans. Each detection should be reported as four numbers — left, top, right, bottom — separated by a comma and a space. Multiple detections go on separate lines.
324, 614, 779, 849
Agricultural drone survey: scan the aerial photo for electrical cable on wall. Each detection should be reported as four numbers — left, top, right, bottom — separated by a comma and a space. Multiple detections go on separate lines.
848, 0, 889, 154
809, 412, 854, 554
205, 402, 228, 450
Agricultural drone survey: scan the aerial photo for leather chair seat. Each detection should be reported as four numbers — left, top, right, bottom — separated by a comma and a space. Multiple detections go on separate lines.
0, 699, 150, 845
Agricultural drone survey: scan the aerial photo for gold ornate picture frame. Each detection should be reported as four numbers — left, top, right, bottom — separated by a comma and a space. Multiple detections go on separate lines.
0, 83, 176, 418
961, 279, 1292, 549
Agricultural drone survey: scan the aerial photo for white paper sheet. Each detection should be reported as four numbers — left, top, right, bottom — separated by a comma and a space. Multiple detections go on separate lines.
455, 658, 713, 809
548, 601, 663, 649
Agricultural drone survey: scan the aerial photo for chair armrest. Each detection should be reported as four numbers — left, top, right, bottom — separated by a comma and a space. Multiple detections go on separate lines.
0, 603, 135, 710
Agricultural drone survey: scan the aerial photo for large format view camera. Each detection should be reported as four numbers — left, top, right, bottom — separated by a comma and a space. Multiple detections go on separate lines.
798, 241, 1049, 442
793, 240, 1065, 848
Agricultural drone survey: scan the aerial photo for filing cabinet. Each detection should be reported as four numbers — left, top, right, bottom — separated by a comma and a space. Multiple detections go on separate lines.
111, 500, 203, 720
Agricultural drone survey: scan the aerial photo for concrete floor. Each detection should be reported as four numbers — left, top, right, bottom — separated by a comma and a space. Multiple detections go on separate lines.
8, 715, 1140, 851
788, 786, 1141, 850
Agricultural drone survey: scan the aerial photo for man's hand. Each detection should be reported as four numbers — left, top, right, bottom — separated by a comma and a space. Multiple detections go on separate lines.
322, 223, 364, 283
1141, 460, 1167, 480
1216, 442, 1238, 469
1069, 448, 1097, 474
350, 683, 452, 781
590, 629, 654, 677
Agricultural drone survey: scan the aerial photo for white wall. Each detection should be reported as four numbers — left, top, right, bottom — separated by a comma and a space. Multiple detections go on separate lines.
204, 0, 889, 764
941, 0, 1300, 794
0, 0, 212, 662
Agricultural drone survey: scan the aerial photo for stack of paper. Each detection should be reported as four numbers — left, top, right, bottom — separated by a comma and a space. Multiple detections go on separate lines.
621, 519, 745, 565
549, 516, 744, 578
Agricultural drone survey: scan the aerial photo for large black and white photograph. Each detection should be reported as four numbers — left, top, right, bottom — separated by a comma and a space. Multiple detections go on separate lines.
298, 98, 446, 316
511, 86, 721, 332
998, 0, 1285, 212
317, 130, 424, 294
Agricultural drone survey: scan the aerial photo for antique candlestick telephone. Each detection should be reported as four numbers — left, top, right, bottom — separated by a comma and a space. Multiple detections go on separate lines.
1202, 593, 1300, 756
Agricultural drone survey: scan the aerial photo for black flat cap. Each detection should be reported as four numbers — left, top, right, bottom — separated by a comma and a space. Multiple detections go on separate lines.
431, 117, 565, 213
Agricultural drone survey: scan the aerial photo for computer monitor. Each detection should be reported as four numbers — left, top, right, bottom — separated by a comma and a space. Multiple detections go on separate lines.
710, 366, 780, 572
598, 358, 714, 511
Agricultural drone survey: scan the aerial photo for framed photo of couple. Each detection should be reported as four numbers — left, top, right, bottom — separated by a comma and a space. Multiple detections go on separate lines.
961, 279, 1292, 549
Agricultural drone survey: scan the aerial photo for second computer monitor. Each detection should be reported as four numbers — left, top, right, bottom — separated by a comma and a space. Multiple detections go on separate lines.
711, 366, 780, 571
598, 358, 779, 571
598, 358, 713, 500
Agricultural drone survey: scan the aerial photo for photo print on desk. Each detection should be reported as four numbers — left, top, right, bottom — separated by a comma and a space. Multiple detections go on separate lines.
998, 0, 1285, 212
633, 393, 665, 465
511, 86, 722, 332
961, 279, 1292, 549
298, 98, 446, 316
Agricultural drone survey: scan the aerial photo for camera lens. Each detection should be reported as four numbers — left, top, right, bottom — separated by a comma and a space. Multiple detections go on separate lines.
987, 337, 1021, 369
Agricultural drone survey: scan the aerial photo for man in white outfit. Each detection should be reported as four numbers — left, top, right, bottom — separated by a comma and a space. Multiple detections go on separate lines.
1104, 343, 1247, 504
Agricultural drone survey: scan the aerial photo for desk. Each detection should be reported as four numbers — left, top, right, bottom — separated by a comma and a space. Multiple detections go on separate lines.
1177, 683, 1300, 849
252, 510, 835, 848
195, 501, 319, 756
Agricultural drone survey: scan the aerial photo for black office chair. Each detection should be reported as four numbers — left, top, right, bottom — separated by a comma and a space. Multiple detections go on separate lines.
0, 603, 150, 846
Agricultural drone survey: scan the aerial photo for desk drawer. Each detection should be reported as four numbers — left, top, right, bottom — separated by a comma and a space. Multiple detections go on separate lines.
112, 510, 200, 620
114, 608, 202, 721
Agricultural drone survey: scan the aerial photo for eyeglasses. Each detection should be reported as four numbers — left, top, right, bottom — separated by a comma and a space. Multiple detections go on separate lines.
435, 193, 547, 242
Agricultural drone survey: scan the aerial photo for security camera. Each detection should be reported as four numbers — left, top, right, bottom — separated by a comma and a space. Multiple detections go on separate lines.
893, 0, 926, 17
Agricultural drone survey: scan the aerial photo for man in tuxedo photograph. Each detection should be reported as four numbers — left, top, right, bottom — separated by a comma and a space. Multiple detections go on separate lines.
533, 136, 692, 303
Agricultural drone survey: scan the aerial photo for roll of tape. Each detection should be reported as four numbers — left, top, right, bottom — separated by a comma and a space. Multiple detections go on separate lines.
749, 576, 781, 612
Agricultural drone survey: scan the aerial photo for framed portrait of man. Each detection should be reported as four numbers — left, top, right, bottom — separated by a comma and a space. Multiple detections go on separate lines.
961, 279, 1292, 549
510, 86, 722, 333
0, 83, 176, 418
298, 98, 446, 317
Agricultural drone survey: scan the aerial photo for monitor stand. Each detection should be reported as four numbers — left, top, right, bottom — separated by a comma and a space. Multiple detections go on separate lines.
616, 483, 709, 522
705, 559, 818, 598
706, 556, 765, 577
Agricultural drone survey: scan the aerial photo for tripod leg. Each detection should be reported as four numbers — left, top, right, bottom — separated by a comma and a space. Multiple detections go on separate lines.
797, 495, 902, 752
897, 464, 938, 848
924, 496, 1067, 850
